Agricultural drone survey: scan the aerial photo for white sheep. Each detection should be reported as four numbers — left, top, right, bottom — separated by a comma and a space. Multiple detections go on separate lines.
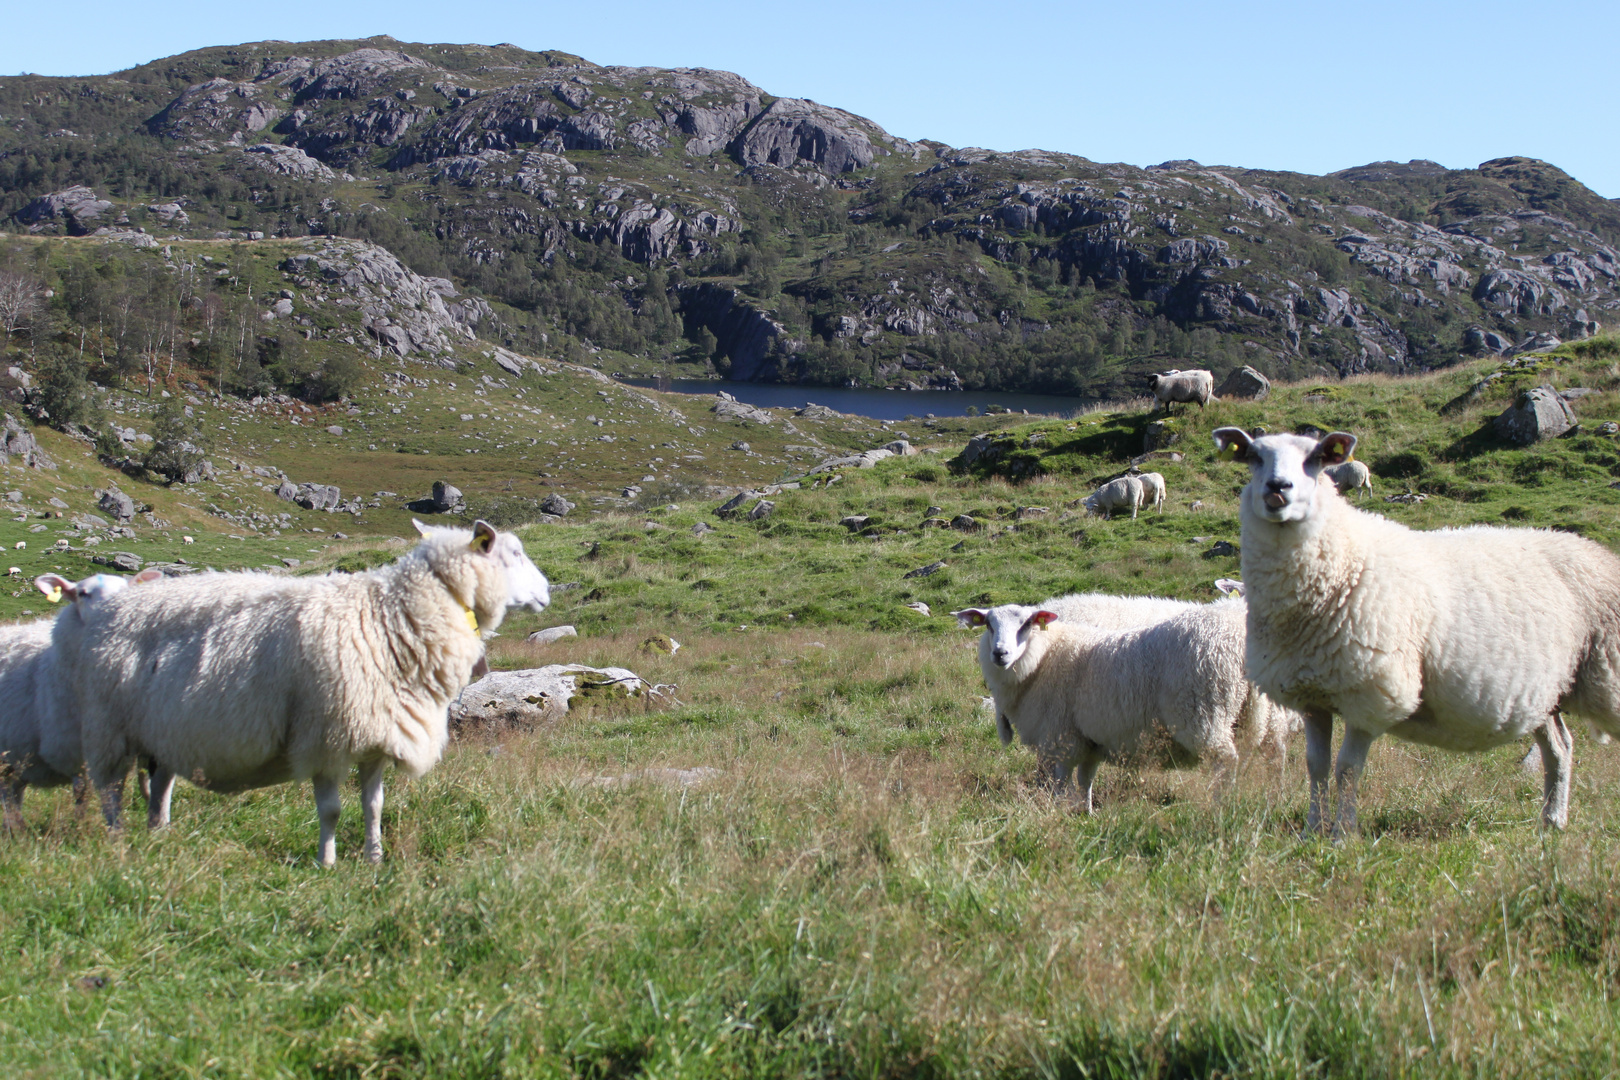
0, 571, 161, 830
1135, 471, 1167, 512
1084, 475, 1144, 519
954, 599, 1293, 812
1213, 425, 1620, 836
1322, 459, 1373, 499
72, 520, 550, 865
1149, 369, 1214, 413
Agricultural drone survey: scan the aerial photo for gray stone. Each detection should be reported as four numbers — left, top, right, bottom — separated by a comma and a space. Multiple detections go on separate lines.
1143, 420, 1182, 453
905, 602, 931, 616
243, 143, 336, 181
526, 625, 578, 645
882, 439, 918, 456
1014, 506, 1049, 520
691, 521, 716, 536
540, 493, 575, 517
96, 489, 136, 522
325, 425, 344, 436
432, 480, 464, 512
746, 499, 775, 521
1216, 365, 1271, 400
1494, 385, 1578, 445
1599, 422, 1619, 436
449, 664, 649, 730
295, 483, 342, 511
713, 398, 774, 424
950, 514, 980, 531
957, 433, 1007, 468
731, 441, 750, 452
840, 514, 870, 531
903, 560, 947, 579
715, 492, 753, 518
1203, 540, 1239, 559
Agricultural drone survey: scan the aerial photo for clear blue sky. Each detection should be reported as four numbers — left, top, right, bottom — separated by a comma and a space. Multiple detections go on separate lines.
7, 0, 1617, 197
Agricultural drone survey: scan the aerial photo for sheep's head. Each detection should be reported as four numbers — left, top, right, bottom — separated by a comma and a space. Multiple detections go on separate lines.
954, 604, 1057, 669
34, 568, 162, 622
412, 519, 551, 628
1213, 428, 1356, 525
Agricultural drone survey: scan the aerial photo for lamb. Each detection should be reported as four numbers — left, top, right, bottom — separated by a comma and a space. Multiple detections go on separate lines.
0, 571, 161, 830
1322, 459, 1373, 499
954, 599, 1294, 812
71, 520, 550, 865
1149, 369, 1214, 413
1084, 475, 1144, 519
1213, 425, 1620, 836
1135, 471, 1167, 512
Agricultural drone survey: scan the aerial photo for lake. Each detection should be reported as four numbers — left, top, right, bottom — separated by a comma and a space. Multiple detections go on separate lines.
615, 378, 1096, 421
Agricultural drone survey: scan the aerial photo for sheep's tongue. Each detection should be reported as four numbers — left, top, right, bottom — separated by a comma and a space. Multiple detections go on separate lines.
1263, 492, 1288, 510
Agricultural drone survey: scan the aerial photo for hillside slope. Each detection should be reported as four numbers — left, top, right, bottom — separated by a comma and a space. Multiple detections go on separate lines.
2, 37, 1617, 396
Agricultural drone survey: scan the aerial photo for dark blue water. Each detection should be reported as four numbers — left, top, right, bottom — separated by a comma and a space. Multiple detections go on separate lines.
616, 378, 1095, 421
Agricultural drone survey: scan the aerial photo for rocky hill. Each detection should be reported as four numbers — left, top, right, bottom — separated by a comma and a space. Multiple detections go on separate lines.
2, 36, 1618, 397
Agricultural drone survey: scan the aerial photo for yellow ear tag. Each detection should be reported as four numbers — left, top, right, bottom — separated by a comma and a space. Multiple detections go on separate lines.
464, 605, 479, 633
46, 586, 63, 604
1217, 443, 1239, 461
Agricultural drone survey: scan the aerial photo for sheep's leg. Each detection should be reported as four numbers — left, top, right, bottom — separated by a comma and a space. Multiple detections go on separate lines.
71, 774, 88, 815
1332, 724, 1378, 839
1075, 752, 1103, 815
313, 775, 342, 868
1303, 710, 1334, 835
1, 777, 23, 835
1534, 713, 1572, 830
95, 769, 130, 830
358, 758, 386, 865
1208, 743, 1241, 802
145, 766, 176, 830
137, 759, 152, 806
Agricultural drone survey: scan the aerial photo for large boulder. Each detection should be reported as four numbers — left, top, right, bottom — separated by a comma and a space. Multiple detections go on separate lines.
96, 489, 136, 522
539, 493, 575, 517
1494, 385, 1578, 445
449, 664, 648, 731
294, 483, 342, 511
1216, 365, 1271, 400
14, 186, 113, 234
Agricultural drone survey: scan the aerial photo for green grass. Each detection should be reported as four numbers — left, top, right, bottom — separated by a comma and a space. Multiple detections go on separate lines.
6, 629, 1620, 1076
8, 324, 1620, 1073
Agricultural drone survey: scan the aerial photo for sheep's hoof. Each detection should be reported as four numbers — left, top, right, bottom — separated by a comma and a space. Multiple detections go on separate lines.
363, 848, 383, 865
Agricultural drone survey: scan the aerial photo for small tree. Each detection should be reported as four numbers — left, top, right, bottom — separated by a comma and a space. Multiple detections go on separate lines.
34, 343, 97, 429
0, 271, 38, 337
144, 400, 210, 483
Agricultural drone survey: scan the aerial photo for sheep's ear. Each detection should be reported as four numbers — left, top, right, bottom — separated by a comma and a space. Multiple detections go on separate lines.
953, 608, 988, 628
133, 568, 164, 584
1214, 578, 1245, 597
1027, 610, 1058, 630
35, 573, 73, 603
1212, 427, 1256, 463
1314, 432, 1357, 467
411, 518, 433, 537
469, 520, 497, 554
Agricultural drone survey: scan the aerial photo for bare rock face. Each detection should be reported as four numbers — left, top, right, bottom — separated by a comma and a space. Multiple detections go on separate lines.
449, 664, 648, 731
1216, 365, 1271, 400
282, 238, 482, 358
148, 79, 282, 141
1495, 385, 1578, 444
1476, 268, 1566, 318
243, 143, 335, 181
1, 417, 54, 469
96, 488, 136, 521
732, 98, 897, 176
14, 186, 113, 235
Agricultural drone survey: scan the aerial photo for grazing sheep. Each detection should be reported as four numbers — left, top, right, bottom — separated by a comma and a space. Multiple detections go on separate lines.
1322, 459, 1373, 499
72, 520, 550, 865
1149, 369, 1214, 413
1213, 425, 1620, 836
0, 571, 161, 831
1038, 591, 1195, 628
954, 600, 1293, 812
1135, 471, 1167, 512
1084, 475, 1144, 520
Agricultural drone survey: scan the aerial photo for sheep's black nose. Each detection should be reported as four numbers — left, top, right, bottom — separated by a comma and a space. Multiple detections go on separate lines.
1266, 478, 1292, 492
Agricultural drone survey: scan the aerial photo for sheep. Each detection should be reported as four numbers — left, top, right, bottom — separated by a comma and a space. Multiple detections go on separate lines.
1213, 578, 1245, 597
1135, 471, 1167, 512
71, 520, 550, 865
1084, 475, 1144, 520
1037, 591, 1196, 628
1322, 459, 1373, 499
0, 571, 161, 831
953, 599, 1294, 812
1213, 425, 1620, 836
1149, 369, 1214, 413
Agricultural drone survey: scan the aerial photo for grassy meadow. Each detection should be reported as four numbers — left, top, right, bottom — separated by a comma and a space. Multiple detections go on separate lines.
7, 338, 1620, 1075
